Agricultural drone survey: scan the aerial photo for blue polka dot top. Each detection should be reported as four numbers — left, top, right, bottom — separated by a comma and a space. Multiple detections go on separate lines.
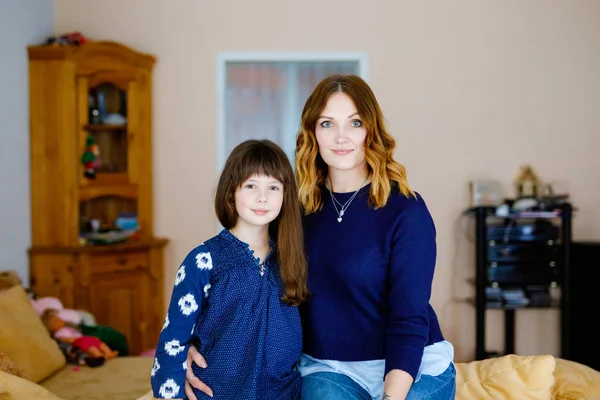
150, 229, 302, 400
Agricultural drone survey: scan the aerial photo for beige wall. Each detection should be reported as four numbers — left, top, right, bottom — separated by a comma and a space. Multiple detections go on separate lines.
54, 0, 600, 362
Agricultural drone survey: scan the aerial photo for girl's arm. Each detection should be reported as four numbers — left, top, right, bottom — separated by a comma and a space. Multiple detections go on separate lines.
384, 194, 437, 400
151, 244, 213, 400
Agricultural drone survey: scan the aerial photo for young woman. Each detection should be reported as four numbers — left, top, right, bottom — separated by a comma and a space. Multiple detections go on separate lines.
185, 75, 456, 400
150, 139, 309, 400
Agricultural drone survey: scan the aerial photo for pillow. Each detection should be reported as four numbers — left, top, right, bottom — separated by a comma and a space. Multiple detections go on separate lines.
0, 271, 22, 291
136, 390, 154, 400
455, 354, 556, 400
0, 353, 19, 377
0, 286, 65, 383
552, 357, 600, 400
0, 370, 64, 400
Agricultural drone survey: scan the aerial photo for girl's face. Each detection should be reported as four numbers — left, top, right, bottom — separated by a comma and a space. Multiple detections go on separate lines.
315, 92, 367, 174
234, 174, 284, 228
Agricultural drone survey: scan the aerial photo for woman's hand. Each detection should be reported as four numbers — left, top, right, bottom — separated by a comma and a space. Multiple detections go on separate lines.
383, 369, 413, 400
184, 345, 214, 399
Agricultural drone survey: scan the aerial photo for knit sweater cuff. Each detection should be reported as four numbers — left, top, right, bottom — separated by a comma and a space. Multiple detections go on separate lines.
384, 338, 425, 381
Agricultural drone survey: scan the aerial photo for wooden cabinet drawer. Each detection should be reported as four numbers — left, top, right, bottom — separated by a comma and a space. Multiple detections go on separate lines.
91, 251, 148, 274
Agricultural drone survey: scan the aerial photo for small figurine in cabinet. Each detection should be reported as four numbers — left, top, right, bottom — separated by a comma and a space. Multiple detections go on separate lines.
81, 136, 101, 179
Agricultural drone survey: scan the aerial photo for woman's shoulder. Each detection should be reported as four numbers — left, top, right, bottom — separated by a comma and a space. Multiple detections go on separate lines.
388, 185, 431, 214
386, 186, 435, 226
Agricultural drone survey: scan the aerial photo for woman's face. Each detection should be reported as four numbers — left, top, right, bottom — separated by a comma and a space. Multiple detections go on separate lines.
315, 92, 367, 174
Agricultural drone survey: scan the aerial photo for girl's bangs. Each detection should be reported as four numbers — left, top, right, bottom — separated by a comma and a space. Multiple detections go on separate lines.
236, 147, 288, 185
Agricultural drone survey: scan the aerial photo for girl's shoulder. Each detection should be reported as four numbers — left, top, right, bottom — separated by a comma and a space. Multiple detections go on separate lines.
178, 230, 234, 271
182, 229, 235, 256
182, 229, 259, 276
179, 239, 218, 275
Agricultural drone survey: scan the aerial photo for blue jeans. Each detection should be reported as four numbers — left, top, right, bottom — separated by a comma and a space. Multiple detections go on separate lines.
301, 363, 456, 400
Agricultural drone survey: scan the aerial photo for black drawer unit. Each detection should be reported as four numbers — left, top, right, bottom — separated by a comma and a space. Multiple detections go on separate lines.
486, 221, 559, 242
466, 204, 573, 361
487, 243, 561, 264
487, 263, 559, 286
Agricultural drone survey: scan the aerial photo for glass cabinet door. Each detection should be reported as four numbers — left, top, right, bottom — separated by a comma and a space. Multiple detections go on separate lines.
85, 83, 128, 176
77, 71, 138, 187
76, 71, 142, 244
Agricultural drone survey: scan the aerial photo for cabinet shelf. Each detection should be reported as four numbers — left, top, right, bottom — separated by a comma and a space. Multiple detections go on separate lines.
466, 297, 561, 310
81, 172, 129, 186
465, 277, 563, 288
28, 237, 169, 254
83, 124, 127, 132
79, 182, 138, 201
463, 208, 565, 220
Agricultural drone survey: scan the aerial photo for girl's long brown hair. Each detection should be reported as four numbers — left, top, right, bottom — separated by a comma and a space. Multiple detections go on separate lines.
215, 139, 309, 305
295, 74, 415, 214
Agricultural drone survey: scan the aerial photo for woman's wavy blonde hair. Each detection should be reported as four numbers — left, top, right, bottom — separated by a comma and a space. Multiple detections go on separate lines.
295, 74, 415, 214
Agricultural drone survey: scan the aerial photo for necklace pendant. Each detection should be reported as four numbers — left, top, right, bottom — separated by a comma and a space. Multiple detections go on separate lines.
340, 209, 345, 216
337, 217, 342, 223
260, 271, 265, 276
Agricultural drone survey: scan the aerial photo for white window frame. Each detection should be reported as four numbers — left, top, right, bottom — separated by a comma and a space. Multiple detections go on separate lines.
215, 52, 369, 173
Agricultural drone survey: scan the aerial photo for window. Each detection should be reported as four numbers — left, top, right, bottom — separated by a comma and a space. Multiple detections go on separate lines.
217, 53, 368, 171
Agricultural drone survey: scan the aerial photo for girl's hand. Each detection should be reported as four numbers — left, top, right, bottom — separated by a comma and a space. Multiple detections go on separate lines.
184, 344, 214, 399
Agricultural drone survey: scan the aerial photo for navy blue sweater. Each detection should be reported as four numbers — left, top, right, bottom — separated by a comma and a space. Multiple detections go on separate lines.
151, 229, 302, 400
300, 184, 445, 380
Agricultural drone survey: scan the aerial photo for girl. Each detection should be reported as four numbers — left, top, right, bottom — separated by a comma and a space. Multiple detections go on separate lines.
150, 139, 309, 400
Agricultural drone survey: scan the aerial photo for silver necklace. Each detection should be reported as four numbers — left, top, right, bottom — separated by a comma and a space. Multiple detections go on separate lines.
257, 246, 271, 276
327, 178, 367, 223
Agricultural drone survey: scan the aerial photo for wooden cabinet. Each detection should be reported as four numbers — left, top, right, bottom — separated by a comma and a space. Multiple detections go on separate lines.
27, 41, 168, 356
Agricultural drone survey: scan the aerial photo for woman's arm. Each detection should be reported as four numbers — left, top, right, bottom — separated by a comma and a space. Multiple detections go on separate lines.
384, 194, 438, 397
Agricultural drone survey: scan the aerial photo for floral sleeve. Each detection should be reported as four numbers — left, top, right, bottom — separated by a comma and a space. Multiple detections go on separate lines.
150, 244, 213, 399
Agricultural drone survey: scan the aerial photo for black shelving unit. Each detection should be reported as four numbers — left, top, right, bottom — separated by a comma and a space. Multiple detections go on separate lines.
468, 204, 572, 360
